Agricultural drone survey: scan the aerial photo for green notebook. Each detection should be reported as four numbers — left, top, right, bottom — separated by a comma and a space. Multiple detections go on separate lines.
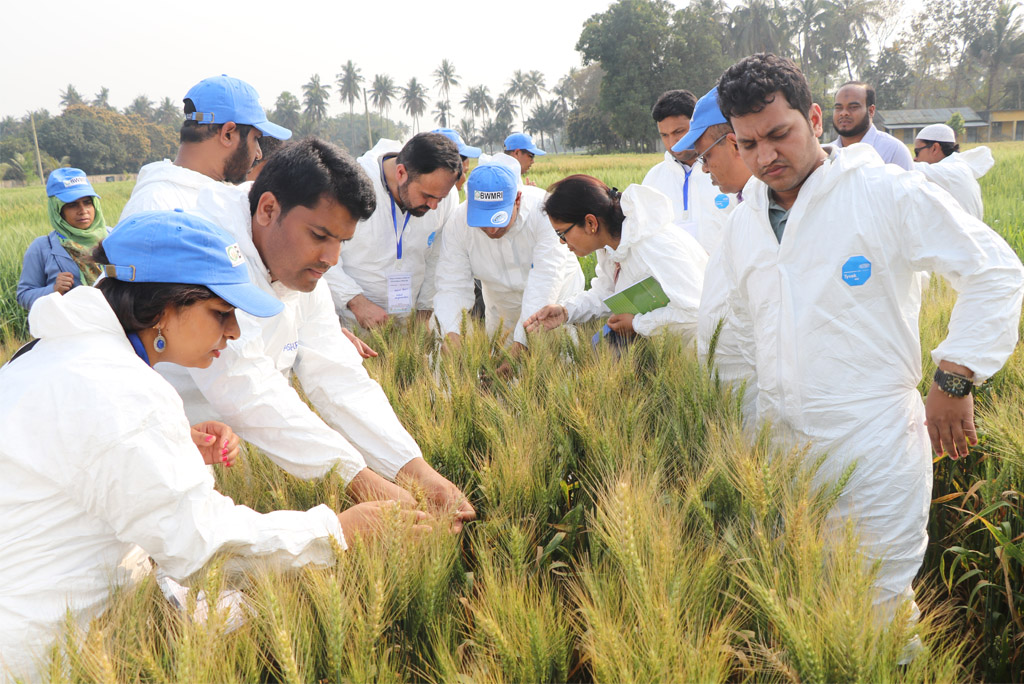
603, 276, 670, 315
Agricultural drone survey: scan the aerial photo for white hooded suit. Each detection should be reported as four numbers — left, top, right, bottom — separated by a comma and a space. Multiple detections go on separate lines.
914, 146, 994, 220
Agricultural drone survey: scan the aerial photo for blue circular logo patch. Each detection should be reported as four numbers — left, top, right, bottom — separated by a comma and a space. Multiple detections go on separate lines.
714, 194, 730, 209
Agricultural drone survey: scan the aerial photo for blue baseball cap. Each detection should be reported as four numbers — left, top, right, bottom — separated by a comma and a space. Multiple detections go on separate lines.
184, 74, 292, 141
673, 86, 729, 153
432, 128, 481, 158
102, 209, 283, 318
46, 168, 99, 203
503, 132, 546, 156
466, 163, 519, 228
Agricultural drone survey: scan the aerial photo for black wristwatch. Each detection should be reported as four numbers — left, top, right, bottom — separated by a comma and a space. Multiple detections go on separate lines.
933, 368, 973, 398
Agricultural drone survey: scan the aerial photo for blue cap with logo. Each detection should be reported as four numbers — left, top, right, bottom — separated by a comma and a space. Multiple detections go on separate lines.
102, 209, 283, 318
672, 86, 729, 153
46, 168, 99, 203
432, 128, 481, 158
466, 163, 519, 228
503, 132, 546, 156
184, 74, 292, 141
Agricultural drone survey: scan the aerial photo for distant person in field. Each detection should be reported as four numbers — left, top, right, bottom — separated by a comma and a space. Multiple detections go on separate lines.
523, 175, 707, 345
170, 137, 475, 531
17, 168, 110, 311
715, 53, 1023, 632
642, 89, 737, 253
247, 135, 287, 182
434, 157, 583, 353
503, 132, 544, 185
120, 74, 291, 218
913, 123, 994, 220
671, 87, 756, 418
433, 127, 481, 194
830, 81, 913, 170
324, 133, 461, 330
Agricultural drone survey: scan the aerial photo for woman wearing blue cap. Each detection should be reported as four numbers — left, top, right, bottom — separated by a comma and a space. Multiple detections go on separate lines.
16, 168, 110, 311
0, 210, 428, 681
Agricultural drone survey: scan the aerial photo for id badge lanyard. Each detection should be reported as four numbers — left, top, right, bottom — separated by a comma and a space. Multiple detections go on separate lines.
682, 164, 692, 212
390, 194, 411, 260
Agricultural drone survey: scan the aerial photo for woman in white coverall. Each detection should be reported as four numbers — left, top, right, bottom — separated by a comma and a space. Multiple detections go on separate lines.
0, 210, 425, 682
524, 174, 708, 343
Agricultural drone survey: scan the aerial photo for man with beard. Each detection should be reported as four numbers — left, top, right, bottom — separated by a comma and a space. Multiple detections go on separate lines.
830, 81, 913, 170
325, 133, 461, 329
120, 75, 290, 218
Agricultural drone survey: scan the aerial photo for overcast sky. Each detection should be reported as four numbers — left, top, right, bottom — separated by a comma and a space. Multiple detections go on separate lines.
1, 0, 623, 122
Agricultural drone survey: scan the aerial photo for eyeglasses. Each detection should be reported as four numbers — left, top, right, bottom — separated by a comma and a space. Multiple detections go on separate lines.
913, 145, 929, 158
694, 133, 729, 166
554, 222, 577, 242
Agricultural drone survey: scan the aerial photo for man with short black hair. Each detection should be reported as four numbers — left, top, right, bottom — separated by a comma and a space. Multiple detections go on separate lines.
121, 75, 291, 217
166, 137, 475, 529
831, 81, 913, 170
716, 53, 1023, 628
325, 133, 461, 329
913, 123, 993, 220
433, 127, 481, 194
643, 89, 736, 252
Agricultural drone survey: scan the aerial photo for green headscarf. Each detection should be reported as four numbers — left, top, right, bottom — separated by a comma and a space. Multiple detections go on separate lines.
47, 195, 108, 286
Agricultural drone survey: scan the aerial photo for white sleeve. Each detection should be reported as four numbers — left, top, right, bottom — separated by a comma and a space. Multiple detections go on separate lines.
69, 390, 344, 582
293, 283, 421, 480
896, 172, 1024, 381
325, 249, 365, 318
433, 217, 476, 337
515, 225, 579, 346
416, 195, 456, 311
631, 235, 707, 343
564, 255, 613, 323
188, 314, 369, 484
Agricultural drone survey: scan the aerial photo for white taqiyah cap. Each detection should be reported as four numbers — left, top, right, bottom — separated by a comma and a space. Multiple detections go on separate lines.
916, 123, 956, 143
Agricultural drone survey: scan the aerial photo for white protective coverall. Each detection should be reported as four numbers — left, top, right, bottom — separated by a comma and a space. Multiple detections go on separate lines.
324, 139, 457, 323
913, 146, 994, 221
718, 143, 1024, 613
118, 159, 224, 219
157, 184, 420, 483
562, 184, 708, 342
433, 185, 585, 346
0, 288, 343, 682
641, 151, 736, 254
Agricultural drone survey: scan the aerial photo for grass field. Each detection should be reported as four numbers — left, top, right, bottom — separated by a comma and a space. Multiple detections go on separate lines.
2, 146, 1024, 682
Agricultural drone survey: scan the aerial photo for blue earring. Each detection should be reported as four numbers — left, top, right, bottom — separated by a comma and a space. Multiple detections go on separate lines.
154, 327, 167, 353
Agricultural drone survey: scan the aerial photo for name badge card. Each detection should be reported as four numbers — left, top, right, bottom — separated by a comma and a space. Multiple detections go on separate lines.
386, 272, 413, 314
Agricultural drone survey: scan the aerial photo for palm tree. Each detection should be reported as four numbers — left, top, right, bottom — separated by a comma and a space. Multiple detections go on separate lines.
461, 85, 493, 132
456, 118, 476, 146
524, 70, 547, 110
729, 0, 789, 57
506, 69, 528, 129
551, 72, 578, 119
827, 0, 883, 79
302, 74, 331, 130
125, 95, 154, 120
493, 94, 518, 127
154, 97, 181, 127
526, 101, 562, 153
336, 60, 363, 118
433, 100, 453, 128
92, 87, 112, 110
480, 118, 512, 153
60, 84, 84, 109
369, 74, 397, 136
432, 59, 460, 127
972, 0, 1024, 111
274, 91, 302, 133
401, 78, 428, 133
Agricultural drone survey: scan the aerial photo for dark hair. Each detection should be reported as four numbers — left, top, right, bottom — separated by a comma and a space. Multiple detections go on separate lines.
248, 136, 376, 220
920, 139, 960, 156
180, 98, 255, 144
651, 90, 697, 122
544, 175, 625, 239
92, 243, 216, 333
396, 132, 463, 182
838, 81, 876, 109
718, 53, 813, 120
256, 135, 286, 163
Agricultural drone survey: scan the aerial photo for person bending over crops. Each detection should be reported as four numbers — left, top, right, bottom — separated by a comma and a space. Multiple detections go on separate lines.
912, 123, 993, 221
16, 168, 110, 311
0, 210, 427, 682
523, 174, 707, 345
159, 137, 476, 532
714, 52, 1024, 636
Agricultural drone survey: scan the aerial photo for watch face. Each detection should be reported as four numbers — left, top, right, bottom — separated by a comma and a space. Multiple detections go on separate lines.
946, 375, 970, 395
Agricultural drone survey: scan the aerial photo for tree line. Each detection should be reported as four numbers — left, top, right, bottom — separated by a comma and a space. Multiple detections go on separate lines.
3, 0, 1022, 178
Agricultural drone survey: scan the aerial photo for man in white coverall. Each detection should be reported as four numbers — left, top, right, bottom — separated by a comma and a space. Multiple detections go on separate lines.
913, 123, 994, 220
715, 53, 1024, 621
642, 89, 736, 253
325, 133, 461, 329
433, 158, 584, 352
120, 74, 290, 217
171, 138, 475, 529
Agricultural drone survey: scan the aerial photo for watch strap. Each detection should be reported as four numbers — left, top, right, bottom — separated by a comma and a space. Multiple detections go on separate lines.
933, 368, 973, 398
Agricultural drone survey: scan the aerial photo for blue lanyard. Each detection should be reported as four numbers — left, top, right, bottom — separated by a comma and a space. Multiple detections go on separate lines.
127, 332, 150, 365
390, 193, 411, 260
682, 164, 692, 212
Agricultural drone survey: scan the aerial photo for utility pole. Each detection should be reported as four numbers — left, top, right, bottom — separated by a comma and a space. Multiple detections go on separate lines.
362, 88, 373, 150
30, 112, 44, 185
